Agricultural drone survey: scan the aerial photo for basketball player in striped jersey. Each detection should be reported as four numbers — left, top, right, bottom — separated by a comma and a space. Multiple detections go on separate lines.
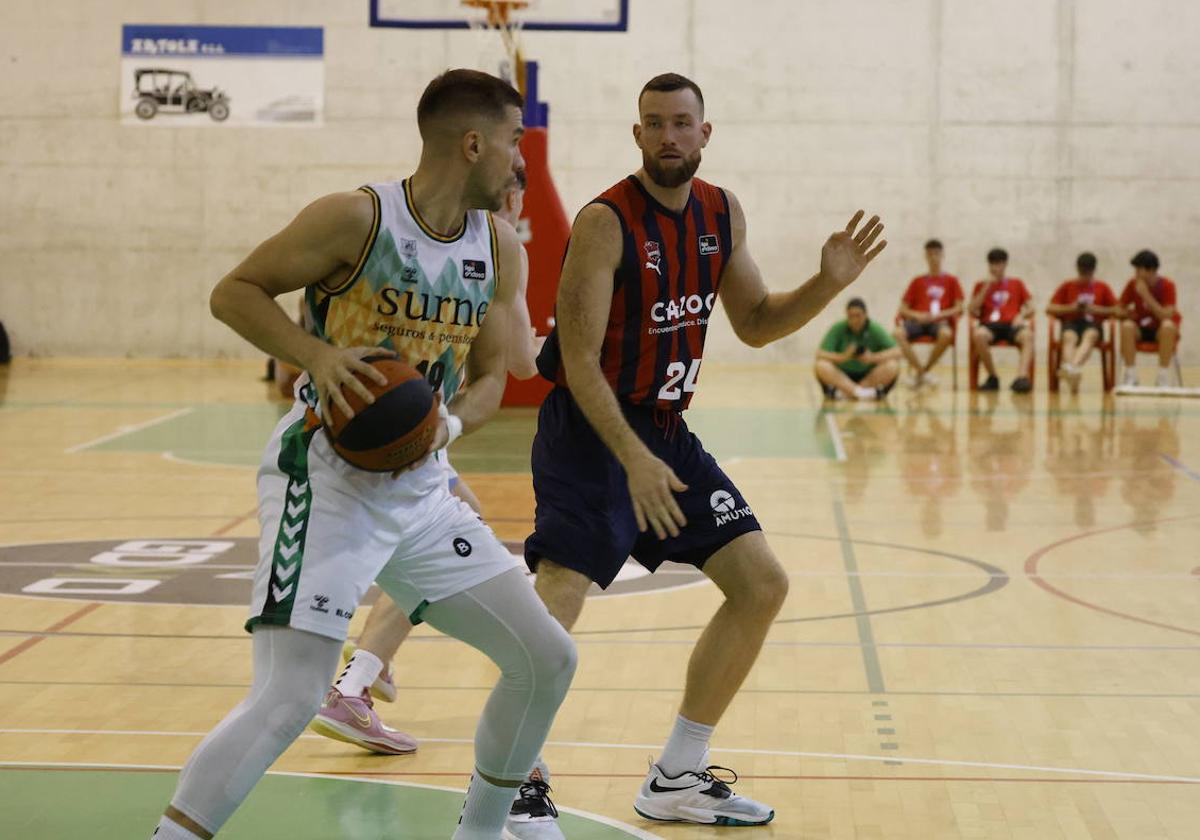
522, 73, 887, 828
151, 70, 575, 840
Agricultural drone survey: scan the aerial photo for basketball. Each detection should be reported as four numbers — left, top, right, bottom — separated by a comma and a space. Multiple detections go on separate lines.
324, 358, 439, 472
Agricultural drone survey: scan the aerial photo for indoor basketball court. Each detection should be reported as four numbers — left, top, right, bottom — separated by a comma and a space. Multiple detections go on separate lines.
2, 2, 1198, 839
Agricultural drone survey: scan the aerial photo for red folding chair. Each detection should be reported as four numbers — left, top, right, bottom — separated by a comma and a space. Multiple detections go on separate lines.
968, 315, 1036, 391
1129, 337, 1185, 385
1047, 317, 1115, 393
895, 313, 959, 390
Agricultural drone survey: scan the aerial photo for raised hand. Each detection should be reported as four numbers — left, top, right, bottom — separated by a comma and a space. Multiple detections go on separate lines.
819, 210, 888, 291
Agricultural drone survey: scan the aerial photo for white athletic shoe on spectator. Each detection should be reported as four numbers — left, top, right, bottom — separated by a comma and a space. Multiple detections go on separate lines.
853, 386, 877, 401
1063, 364, 1081, 394
1156, 367, 1173, 387
919, 371, 938, 388
633, 763, 774, 826
1123, 368, 1139, 387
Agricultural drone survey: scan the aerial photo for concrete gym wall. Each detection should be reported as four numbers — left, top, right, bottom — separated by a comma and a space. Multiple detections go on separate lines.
1, 0, 1198, 362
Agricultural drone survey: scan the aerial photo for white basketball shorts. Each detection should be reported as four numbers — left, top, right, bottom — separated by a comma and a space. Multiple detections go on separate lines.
246, 400, 518, 640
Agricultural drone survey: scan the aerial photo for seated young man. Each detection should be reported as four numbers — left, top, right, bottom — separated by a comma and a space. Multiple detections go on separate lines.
969, 247, 1034, 393
1118, 249, 1181, 386
815, 297, 901, 400
1046, 251, 1118, 394
894, 238, 963, 388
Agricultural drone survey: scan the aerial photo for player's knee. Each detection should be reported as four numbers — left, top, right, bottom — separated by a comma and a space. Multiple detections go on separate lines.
264, 693, 324, 743
733, 559, 788, 616
523, 624, 577, 699
973, 328, 990, 346
936, 326, 952, 342
892, 327, 906, 343
1160, 321, 1178, 338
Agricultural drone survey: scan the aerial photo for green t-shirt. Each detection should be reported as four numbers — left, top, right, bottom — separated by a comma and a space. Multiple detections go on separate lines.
819, 319, 896, 375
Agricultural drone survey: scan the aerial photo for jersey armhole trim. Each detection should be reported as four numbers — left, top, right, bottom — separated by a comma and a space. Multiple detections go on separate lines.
319, 186, 380, 296
486, 211, 501, 298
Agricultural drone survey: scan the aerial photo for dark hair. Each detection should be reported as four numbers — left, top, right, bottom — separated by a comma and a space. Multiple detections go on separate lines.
639, 73, 705, 116
846, 297, 867, 312
1130, 249, 1159, 270
987, 247, 1008, 264
514, 169, 527, 190
416, 69, 523, 140
924, 239, 943, 251
1076, 252, 1097, 274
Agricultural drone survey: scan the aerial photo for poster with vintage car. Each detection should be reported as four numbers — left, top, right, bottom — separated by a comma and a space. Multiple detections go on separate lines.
121, 25, 323, 126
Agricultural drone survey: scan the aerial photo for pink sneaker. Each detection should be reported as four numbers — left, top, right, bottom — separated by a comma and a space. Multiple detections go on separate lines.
308, 688, 417, 755
341, 642, 397, 703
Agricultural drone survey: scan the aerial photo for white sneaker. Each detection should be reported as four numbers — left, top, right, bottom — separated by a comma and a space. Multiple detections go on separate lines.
1064, 364, 1081, 394
853, 385, 877, 401
504, 767, 563, 840
1156, 368, 1173, 387
633, 763, 774, 827
1123, 368, 1139, 387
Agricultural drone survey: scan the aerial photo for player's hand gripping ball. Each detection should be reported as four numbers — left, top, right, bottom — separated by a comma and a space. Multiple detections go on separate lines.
323, 358, 438, 472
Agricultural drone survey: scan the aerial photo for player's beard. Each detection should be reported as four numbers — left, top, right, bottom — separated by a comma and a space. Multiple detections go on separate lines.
643, 148, 701, 188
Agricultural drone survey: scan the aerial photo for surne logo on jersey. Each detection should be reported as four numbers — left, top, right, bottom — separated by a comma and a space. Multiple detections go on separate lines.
400, 238, 418, 259
698, 234, 719, 256
462, 259, 487, 281
644, 240, 662, 275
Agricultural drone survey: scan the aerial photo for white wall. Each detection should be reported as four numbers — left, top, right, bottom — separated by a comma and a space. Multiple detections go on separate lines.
2, 0, 1198, 361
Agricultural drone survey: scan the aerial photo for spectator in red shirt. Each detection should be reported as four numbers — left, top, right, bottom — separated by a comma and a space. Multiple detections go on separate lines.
1118, 249, 1180, 386
1046, 252, 1119, 394
969, 248, 1034, 393
893, 239, 963, 388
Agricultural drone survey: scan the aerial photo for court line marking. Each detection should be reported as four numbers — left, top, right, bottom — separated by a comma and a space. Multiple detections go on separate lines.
0, 762, 663, 839
0, 603, 102, 667
162, 452, 255, 470
64, 407, 195, 454
5, 560, 1200, 580
3, 733, 1197, 784
824, 412, 848, 462
4, 762, 1195, 786
1025, 514, 1200, 638
0, 630, 1197, 654
833, 501, 884, 693
1160, 453, 1200, 482
1, 680, 1198, 698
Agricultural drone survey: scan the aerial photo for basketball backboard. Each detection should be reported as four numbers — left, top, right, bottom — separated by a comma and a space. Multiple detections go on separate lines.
370, 0, 628, 31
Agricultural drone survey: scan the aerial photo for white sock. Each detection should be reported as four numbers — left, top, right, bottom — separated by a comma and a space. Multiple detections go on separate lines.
333, 649, 383, 698
658, 714, 714, 776
152, 816, 204, 840
454, 774, 519, 839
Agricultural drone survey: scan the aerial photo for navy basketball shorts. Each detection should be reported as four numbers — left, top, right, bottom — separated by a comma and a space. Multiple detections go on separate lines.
524, 387, 761, 588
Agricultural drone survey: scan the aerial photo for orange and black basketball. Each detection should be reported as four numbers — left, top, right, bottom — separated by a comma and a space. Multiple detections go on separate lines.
324, 358, 438, 472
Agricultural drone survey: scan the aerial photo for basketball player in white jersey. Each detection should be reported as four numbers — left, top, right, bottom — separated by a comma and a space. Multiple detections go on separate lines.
151, 70, 576, 840
310, 172, 544, 757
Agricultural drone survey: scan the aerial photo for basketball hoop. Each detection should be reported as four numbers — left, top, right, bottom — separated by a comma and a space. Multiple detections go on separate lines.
462, 0, 528, 95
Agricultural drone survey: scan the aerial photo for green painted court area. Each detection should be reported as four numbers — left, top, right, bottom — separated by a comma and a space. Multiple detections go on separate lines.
0, 768, 647, 839
82, 404, 838, 468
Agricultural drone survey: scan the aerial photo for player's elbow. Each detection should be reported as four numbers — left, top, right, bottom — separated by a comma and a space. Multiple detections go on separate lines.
733, 320, 770, 348
209, 277, 237, 325
508, 358, 539, 381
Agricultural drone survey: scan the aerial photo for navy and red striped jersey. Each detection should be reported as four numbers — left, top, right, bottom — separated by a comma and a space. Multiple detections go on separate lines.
537, 175, 732, 410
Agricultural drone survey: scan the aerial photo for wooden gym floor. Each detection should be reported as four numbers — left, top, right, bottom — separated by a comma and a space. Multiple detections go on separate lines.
0, 358, 1197, 839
